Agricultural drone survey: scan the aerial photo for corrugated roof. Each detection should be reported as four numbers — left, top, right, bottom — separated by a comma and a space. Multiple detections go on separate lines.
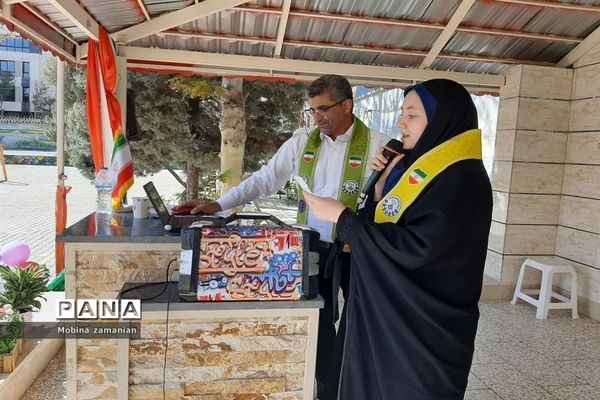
80, 0, 145, 32
2, 0, 600, 90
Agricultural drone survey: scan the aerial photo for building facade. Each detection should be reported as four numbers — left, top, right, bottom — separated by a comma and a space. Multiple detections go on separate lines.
0, 25, 52, 116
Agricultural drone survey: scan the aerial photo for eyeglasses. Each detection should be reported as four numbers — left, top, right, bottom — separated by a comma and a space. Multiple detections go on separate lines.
304, 98, 349, 117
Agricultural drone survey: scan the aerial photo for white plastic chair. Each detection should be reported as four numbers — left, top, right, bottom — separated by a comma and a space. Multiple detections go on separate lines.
511, 258, 578, 319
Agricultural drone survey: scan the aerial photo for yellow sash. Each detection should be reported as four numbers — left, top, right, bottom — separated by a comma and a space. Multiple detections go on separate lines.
375, 129, 482, 224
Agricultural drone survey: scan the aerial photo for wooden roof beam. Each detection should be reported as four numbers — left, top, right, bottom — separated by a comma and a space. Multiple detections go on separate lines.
113, 0, 249, 44
119, 45, 505, 87
46, 0, 98, 41
273, 0, 291, 57
420, 0, 476, 69
494, 0, 600, 12
133, 0, 150, 21
557, 24, 600, 67
1, 2, 77, 62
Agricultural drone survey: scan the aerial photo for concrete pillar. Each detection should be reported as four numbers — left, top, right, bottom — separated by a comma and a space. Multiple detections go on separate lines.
486, 65, 573, 286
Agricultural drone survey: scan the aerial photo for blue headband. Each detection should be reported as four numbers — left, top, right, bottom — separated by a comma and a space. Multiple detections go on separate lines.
405, 84, 438, 121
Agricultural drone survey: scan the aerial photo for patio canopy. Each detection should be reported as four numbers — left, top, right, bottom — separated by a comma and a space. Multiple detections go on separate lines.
1, 0, 599, 94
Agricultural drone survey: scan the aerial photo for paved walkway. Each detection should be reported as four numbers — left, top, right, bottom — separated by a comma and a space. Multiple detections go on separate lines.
0, 164, 185, 271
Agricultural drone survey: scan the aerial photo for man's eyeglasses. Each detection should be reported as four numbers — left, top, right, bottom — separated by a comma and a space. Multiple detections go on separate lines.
304, 98, 349, 117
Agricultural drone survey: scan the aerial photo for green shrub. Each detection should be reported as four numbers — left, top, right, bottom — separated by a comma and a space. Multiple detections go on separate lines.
0, 264, 50, 311
0, 306, 24, 355
14, 140, 56, 151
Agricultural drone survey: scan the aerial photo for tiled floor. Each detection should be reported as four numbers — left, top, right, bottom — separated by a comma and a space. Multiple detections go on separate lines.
466, 302, 600, 400
0, 164, 184, 271
17, 301, 600, 399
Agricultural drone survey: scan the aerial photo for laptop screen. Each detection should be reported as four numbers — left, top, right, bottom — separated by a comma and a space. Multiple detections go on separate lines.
143, 182, 171, 223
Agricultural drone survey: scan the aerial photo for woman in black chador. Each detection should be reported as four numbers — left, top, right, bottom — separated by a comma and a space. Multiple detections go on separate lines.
304, 79, 493, 399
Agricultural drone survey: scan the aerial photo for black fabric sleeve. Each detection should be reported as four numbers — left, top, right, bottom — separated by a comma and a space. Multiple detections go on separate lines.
358, 195, 378, 221
336, 208, 355, 244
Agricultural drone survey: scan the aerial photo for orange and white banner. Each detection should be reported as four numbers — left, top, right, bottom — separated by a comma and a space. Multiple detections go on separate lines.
86, 27, 133, 209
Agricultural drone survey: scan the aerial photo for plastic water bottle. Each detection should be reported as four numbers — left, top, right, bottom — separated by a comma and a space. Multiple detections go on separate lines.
95, 167, 113, 214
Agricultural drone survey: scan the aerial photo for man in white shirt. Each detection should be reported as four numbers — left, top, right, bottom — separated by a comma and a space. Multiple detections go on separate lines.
177, 74, 389, 399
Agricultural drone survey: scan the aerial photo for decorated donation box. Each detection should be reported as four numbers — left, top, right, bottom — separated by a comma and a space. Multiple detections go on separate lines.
177, 212, 319, 301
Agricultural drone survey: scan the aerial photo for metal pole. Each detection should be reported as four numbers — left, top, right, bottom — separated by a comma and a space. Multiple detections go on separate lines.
56, 60, 65, 185
0, 144, 7, 181
55, 59, 67, 274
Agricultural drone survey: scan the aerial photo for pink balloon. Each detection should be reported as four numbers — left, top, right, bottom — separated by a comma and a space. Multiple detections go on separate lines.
0, 241, 31, 267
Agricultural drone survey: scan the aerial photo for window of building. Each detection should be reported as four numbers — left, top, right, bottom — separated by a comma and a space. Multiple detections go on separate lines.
0, 37, 42, 54
23, 87, 30, 103
0, 60, 16, 102
22, 62, 30, 88
0, 60, 15, 76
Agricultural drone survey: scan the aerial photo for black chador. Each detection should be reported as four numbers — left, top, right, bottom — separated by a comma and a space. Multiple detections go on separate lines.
333, 79, 493, 399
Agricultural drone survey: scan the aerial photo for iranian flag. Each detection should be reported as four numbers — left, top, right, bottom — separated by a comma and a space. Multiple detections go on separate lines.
303, 151, 315, 162
87, 28, 134, 209
110, 131, 134, 207
408, 168, 427, 185
348, 156, 362, 168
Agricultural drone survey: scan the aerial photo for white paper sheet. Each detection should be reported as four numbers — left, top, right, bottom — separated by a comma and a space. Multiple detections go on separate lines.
293, 175, 312, 194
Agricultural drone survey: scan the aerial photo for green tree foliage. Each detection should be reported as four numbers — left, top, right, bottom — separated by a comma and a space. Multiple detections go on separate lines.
169, 76, 226, 99
243, 80, 305, 170
42, 60, 94, 179
32, 80, 54, 118
131, 74, 305, 197
64, 101, 95, 179
163, 75, 306, 171
42, 60, 305, 198
128, 72, 221, 176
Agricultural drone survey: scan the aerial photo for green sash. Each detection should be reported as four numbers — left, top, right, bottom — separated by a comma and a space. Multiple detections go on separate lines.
296, 119, 369, 239
375, 129, 482, 224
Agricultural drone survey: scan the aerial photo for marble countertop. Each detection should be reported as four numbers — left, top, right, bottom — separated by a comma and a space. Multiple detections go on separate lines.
56, 212, 183, 244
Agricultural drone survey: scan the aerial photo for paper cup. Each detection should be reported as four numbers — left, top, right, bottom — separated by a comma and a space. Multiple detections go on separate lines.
132, 197, 150, 219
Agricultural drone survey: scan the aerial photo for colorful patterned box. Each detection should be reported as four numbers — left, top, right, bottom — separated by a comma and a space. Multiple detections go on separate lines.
178, 214, 319, 301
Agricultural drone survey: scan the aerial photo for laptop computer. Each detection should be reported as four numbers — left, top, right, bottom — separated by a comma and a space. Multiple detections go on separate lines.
142, 181, 222, 230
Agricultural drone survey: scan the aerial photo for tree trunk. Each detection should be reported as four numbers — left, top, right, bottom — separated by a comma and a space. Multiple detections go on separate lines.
186, 163, 200, 201
218, 78, 246, 196
166, 165, 187, 188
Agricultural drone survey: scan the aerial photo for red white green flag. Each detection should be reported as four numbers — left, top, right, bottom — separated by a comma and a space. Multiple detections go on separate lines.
408, 168, 427, 185
348, 156, 362, 168
303, 151, 315, 162
86, 28, 134, 209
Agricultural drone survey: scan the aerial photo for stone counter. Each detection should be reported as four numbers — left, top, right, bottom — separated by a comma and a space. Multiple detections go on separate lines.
59, 214, 322, 400
57, 212, 182, 244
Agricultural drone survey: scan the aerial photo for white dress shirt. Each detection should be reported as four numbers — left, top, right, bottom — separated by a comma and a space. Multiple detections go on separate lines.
217, 120, 391, 242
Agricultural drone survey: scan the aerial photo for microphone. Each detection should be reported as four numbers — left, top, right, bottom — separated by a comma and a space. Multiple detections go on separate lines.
358, 139, 404, 205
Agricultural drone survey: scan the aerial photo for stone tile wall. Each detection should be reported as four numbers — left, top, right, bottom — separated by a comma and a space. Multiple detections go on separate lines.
128, 317, 308, 399
69, 248, 314, 399
554, 45, 600, 318
72, 248, 179, 400
75, 251, 178, 299
488, 64, 571, 285
490, 47, 600, 319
